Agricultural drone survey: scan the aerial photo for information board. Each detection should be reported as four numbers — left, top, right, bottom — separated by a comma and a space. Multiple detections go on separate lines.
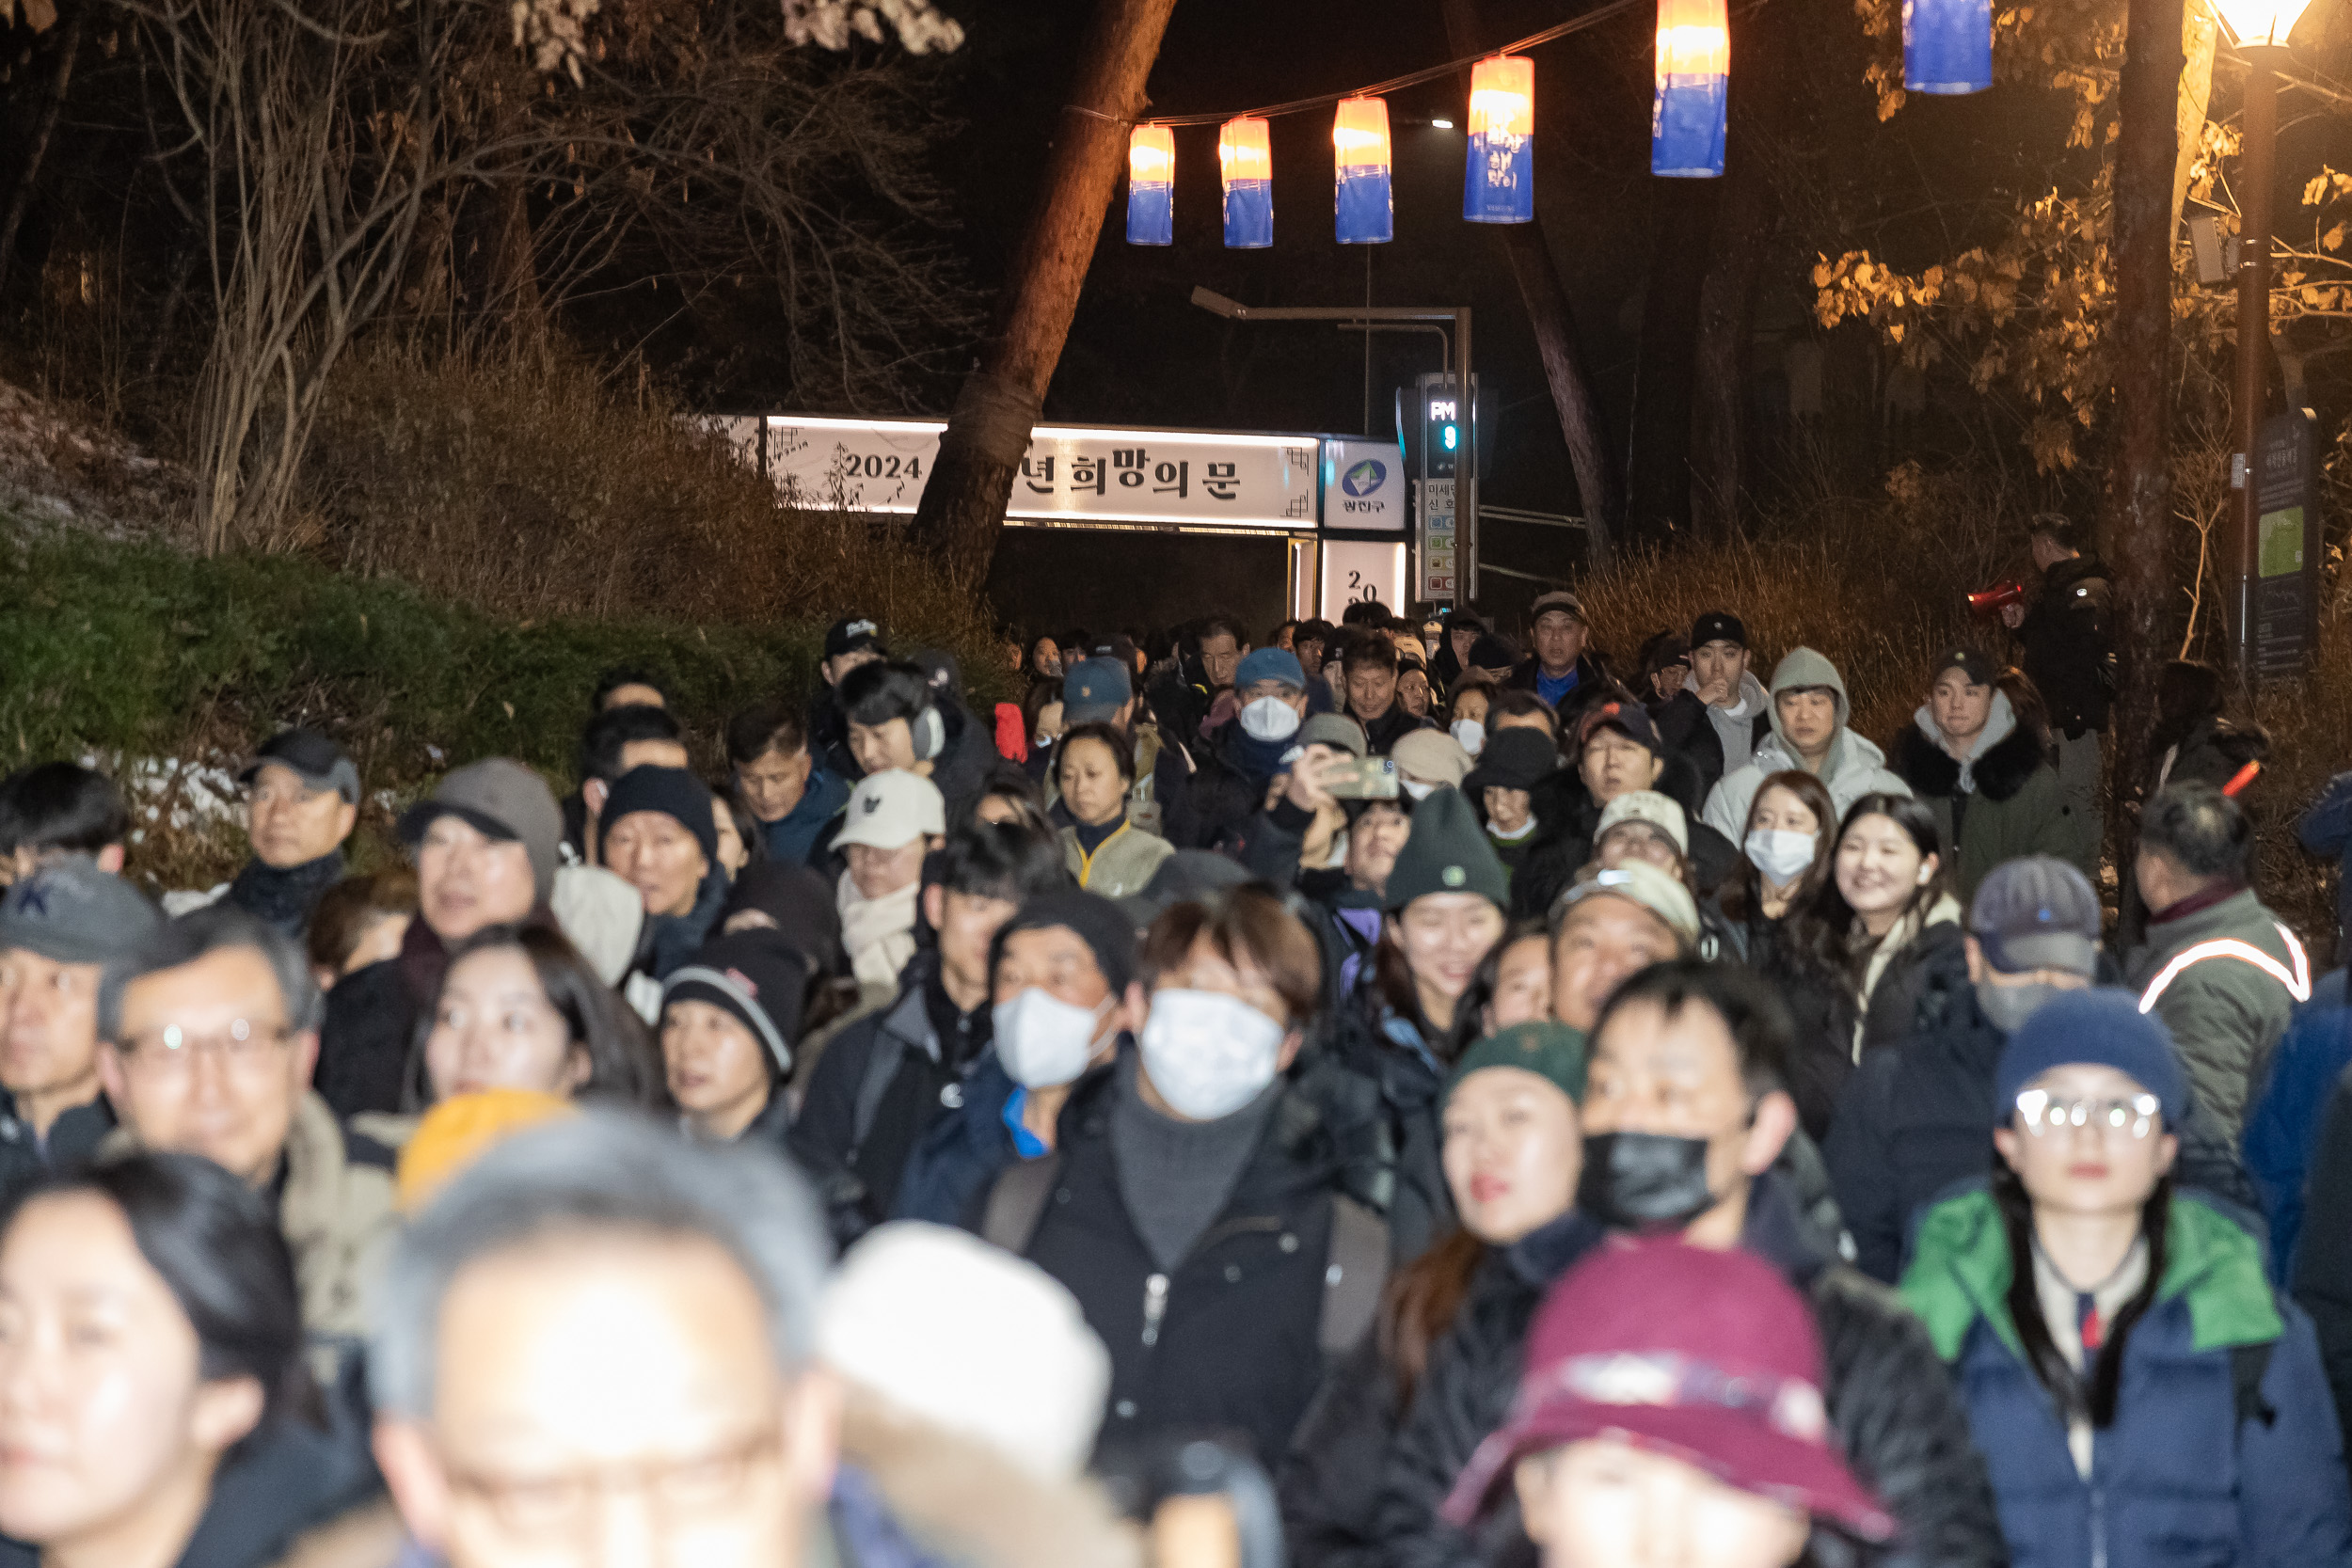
2253, 409, 2322, 678
1320, 438, 1407, 531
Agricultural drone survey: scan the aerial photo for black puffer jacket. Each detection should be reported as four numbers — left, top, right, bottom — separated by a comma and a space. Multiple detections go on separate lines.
1280, 1327, 1412, 1568
1507, 750, 1738, 925
1375, 1172, 2007, 1568
1824, 949, 2002, 1284
2016, 552, 2112, 737
1319, 979, 1452, 1264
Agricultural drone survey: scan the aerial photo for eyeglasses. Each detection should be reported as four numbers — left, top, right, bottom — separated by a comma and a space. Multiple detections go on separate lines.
118, 1019, 294, 1075
444, 1425, 783, 1537
2015, 1089, 2162, 1140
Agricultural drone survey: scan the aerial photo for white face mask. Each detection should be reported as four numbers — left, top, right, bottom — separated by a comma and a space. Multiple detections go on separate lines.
991, 988, 1109, 1090
1451, 719, 1486, 757
1138, 989, 1286, 1120
1401, 777, 1436, 801
1240, 696, 1302, 742
1744, 828, 1819, 885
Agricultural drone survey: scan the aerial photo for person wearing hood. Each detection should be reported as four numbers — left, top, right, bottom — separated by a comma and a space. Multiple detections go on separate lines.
661, 927, 811, 1148
979, 887, 1391, 1471
1826, 857, 2103, 1283
1701, 647, 1911, 843
1504, 590, 1612, 733
1463, 728, 1562, 884
1658, 611, 1774, 804
1168, 647, 1313, 854
1890, 647, 2087, 898
225, 729, 361, 939
600, 764, 733, 988
1375, 958, 2005, 1568
1901, 991, 2352, 1568
316, 758, 564, 1119
892, 890, 1138, 1229
1325, 787, 1514, 1261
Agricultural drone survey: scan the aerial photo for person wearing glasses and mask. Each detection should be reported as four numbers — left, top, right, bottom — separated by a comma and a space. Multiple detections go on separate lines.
1902, 990, 2352, 1568
93, 905, 396, 1341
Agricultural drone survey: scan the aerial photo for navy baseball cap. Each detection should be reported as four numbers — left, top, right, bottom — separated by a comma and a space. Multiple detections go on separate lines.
1235, 648, 1306, 691
825, 617, 884, 659
1062, 658, 1134, 723
239, 729, 360, 805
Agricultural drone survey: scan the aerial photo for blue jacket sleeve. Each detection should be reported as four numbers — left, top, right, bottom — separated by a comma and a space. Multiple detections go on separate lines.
2299, 773, 2352, 856
2242, 1303, 2352, 1568
2244, 974, 2352, 1281
1823, 1053, 1905, 1285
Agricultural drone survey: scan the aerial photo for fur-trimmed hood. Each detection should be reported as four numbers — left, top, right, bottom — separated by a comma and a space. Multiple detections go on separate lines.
1891, 714, 2045, 804
838, 1393, 1144, 1568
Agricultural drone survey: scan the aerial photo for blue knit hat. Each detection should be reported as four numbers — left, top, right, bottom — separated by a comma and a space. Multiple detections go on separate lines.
1235, 647, 1306, 691
1991, 989, 2189, 1131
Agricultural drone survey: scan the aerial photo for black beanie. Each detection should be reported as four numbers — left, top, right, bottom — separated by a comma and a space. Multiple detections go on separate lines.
662, 928, 811, 1075
1385, 786, 1512, 911
599, 765, 720, 864
1463, 727, 1561, 797
992, 890, 1137, 995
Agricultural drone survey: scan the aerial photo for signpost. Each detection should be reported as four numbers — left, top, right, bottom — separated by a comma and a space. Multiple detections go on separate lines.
2252, 408, 2322, 678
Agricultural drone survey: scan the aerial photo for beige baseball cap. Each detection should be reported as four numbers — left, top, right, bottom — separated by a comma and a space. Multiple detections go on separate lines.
1595, 790, 1689, 855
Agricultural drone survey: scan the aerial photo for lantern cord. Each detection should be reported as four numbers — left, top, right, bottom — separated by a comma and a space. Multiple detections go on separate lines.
1141, 0, 1647, 128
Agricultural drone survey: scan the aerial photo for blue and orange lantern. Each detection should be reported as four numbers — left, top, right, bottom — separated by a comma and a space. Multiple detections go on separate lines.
1463, 55, 1534, 223
1653, 0, 1728, 177
1220, 117, 1274, 248
1903, 0, 1992, 93
1333, 97, 1393, 244
1126, 124, 1175, 245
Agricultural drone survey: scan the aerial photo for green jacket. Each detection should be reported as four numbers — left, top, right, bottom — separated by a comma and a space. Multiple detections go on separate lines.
1899, 1186, 2281, 1366
1060, 820, 1174, 899
2122, 888, 2311, 1147
1888, 712, 2088, 900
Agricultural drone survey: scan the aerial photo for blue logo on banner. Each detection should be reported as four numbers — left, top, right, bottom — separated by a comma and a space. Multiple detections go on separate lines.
1342, 460, 1387, 498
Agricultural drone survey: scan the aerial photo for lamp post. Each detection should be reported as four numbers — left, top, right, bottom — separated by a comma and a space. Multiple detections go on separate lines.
2215, 0, 2312, 682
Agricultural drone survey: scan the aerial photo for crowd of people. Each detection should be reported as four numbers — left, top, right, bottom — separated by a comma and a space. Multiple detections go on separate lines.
8, 510, 2352, 1568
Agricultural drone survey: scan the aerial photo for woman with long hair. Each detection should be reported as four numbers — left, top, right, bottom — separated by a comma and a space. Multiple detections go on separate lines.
1279, 1022, 1588, 1568
410, 923, 663, 1112
1902, 991, 2351, 1568
0, 1154, 368, 1568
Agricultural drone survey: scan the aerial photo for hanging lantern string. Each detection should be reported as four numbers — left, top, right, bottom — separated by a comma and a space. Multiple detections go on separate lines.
1140, 0, 1645, 128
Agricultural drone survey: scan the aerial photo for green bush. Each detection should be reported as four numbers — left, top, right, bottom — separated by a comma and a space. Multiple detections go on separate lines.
0, 519, 821, 786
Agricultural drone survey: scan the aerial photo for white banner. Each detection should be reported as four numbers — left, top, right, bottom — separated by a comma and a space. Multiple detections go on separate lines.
1320, 438, 1407, 531
1321, 539, 1406, 619
764, 417, 1321, 531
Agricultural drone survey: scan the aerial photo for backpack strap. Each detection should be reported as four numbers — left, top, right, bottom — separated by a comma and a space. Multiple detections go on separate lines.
2232, 1338, 2279, 1431
979, 1153, 1062, 1256
1319, 1194, 1390, 1356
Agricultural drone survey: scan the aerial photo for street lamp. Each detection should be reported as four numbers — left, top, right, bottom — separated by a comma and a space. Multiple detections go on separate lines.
2217, 0, 2313, 681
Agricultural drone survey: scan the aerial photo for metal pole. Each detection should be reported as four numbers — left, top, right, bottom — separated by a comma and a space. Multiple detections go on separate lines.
2235, 51, 2280, 686
1457, 308, 1476, 607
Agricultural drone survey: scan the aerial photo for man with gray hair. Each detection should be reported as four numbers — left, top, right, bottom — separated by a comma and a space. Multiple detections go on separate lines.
371, 1112, 841, 1568
94, 903, 395, 1339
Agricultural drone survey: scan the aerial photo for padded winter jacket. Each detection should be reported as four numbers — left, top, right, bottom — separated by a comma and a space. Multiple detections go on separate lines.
1906, 1187, 2352, 1568
1889, 714, 2088, 899
1375, 1171, 2007, 1568
2246, 969, 2352, 1278
2123, 887, 2312, 1148
1702, 647, 1911, 842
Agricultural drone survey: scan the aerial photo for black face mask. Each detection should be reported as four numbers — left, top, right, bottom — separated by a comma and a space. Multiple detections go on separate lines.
1578, 1132, 1718, 1234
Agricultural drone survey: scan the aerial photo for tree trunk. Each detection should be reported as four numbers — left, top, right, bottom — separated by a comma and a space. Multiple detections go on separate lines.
0, 8, 85, 300
2104, 0, 2185, 877
1625, 181, 1719, 545
910, 0, 1180, 578
1692, 0, 1783, 543
1436, 0, 1620, 566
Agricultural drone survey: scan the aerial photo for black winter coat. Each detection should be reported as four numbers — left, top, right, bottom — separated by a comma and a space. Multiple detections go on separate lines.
2016, 553, 2112, 736
1320, 981, 1452, 1264
1505, 752, 1738, 926
2293, 1058, 2352, 1446
1242, 799, 1386, 1014
1375, 1173, 2007, 1568
1823, 950, 2002, 1284
314, 953, 417, 1119
1280, 1323, 1415, 1568
1658, 688, 1774, 803
1751, 913, 1863, 1143
1016, 1058, 1393, 1470
1502, 652, 1613, 731
1354, 701, 1438, 755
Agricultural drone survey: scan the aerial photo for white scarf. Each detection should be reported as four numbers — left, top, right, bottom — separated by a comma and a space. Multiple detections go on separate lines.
837, 874, 921, 993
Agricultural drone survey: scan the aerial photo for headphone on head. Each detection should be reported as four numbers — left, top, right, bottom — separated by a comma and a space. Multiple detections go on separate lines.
912, 703, 946, 762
